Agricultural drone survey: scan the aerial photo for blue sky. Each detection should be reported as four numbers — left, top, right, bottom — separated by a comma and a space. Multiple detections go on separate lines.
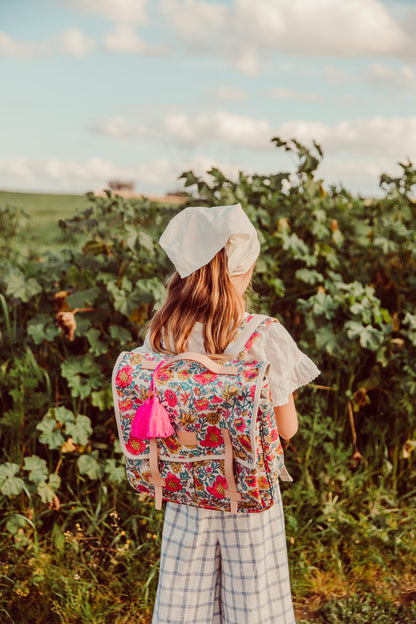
1, 0, 415, 196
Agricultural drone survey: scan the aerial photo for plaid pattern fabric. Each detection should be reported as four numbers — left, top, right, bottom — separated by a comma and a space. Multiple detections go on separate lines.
152, 485, 295, 624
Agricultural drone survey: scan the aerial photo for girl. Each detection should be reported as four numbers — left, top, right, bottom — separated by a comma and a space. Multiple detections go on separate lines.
141, 203, 320, 624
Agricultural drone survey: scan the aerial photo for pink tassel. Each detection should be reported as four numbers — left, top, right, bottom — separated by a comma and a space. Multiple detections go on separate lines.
131, 396, 175, 440
131, 359, 175, 440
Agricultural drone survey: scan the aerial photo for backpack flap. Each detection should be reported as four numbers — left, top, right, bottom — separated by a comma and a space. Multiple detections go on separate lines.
112, 350, 268, 468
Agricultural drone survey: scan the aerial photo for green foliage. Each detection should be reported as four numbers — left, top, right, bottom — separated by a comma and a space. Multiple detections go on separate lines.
319, 595, 416, 624
0, 203, 28, 259
0, 141, 415, 621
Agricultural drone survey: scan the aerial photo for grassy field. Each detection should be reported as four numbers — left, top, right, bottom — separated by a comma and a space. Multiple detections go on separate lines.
0, 190, 89, 222
0, 190, 89, 252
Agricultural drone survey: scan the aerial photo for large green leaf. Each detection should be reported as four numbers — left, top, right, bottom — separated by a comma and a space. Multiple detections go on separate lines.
27, 314, 60, 344
23, 455, 48, 484
91, 387, 114, 410
78, 452, 103, 480
403, 312, 416, 346
0, 463, 25, 496
104, 458, 125, 484
36, 409, 73, 449
5, 266, 42, 302
65, 414, 92, 446
109, 325, 131, 344
61, 355, 105, 400
86, 327, 109, 355
315, 326, 342, 357
6, 514, 29, 535
345, 322, 385, 351
37, 481, 53, 503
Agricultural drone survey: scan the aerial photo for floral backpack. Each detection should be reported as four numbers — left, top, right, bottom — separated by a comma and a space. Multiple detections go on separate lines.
112, 314, 292, 514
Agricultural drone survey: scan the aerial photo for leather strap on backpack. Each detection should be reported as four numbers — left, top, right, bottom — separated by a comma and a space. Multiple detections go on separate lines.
148, 439, 166, 509
222, 428, 242, 514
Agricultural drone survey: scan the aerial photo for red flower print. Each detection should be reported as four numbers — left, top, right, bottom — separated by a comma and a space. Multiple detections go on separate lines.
116, 365, 133, 388
242, 367, 257, 380
126, 438, 147, 454
250, 385, 256, 401
270, 428, 279, 442
165, 472, 182, 492
164, 436, 181, 452
258, 476, 269, 490
164, 389, 177, 407
194, 398, 209, 412
194, 476, 204, 490
207, 475, 228, 499
234, 417, 245, 431
246, 475, 258, 490
211, 395, 223, 404
238, 434, 252, 452
201, 426, 223, 448
194, 371, 218, 384
156, 369, 173, 383
119, 398, 133, 412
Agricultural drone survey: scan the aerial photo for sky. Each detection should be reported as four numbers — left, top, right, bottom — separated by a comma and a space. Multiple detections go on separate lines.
1, 0, 416, 197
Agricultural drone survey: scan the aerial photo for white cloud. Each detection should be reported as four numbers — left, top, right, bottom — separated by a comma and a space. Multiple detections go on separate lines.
91, 116, 147, 139
0, 156, 152, 193
0, 154, 240, 195
0, 32, 49, 58
215, 86, 247, 101
103, 24, 168, 55
397, 5, 416, 61
56, 28, 96, 59
0, 157, 39, 186
161, 0, 412, 75
93, 110, 416, 168
0, 157, 114, 192
103, 24, 149, 53
366, 62, 416, 91
162, 111, 272, 149
161, 0, 228, 50
319, 157, 404, 196
92, 111, 272, 149
278, 116, 416, 158
135, 155, 240, 190
0, 29, 96, 59
62, 0, 148, 24
342, 94, 359, 106
323, 65, 347, 84
268, 87, 321, 103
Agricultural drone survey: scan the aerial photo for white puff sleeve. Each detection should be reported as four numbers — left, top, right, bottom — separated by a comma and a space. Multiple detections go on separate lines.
248, 321, 321, 407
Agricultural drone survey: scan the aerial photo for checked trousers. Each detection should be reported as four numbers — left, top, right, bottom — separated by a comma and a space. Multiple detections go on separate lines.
152, 485, 295, 624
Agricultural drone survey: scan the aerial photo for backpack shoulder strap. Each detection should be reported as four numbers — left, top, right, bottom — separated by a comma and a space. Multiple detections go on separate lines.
225, 314, 277, 358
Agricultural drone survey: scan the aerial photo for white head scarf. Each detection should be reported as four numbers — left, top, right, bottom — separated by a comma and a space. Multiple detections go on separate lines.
159, 203, 260, 278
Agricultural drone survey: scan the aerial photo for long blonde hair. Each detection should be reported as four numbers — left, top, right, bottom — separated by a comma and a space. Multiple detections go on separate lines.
149, 248, 245, 355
